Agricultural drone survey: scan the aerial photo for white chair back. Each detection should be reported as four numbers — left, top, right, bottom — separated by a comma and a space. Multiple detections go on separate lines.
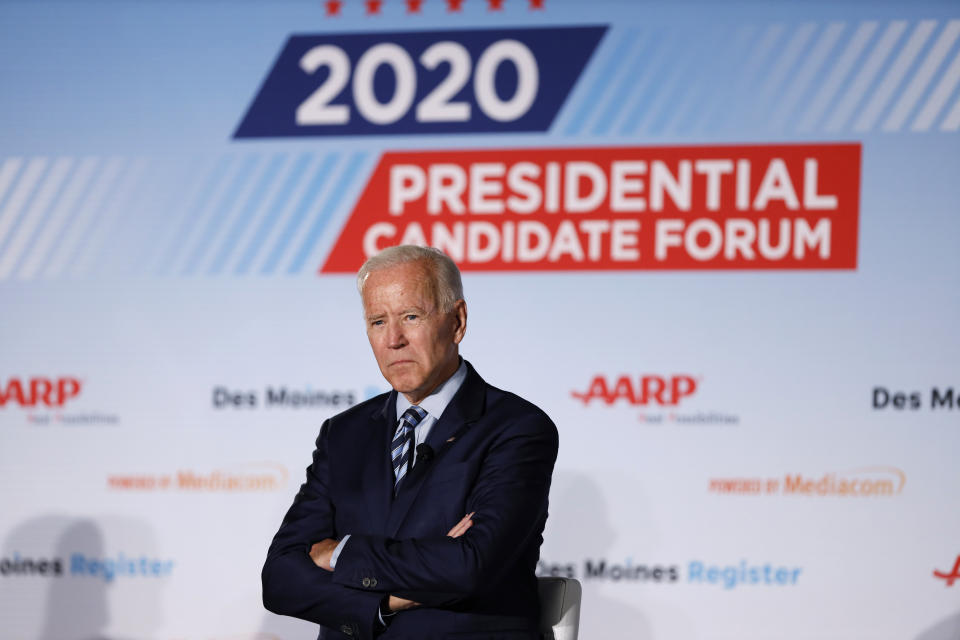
537, 577, 582, 640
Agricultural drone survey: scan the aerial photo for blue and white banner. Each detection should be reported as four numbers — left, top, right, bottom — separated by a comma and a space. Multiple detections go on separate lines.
1, 1, 958, 639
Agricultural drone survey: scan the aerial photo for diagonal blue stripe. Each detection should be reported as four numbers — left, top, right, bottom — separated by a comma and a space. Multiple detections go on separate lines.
126, 159, 194, 277
28, 158, 101, 278
208, 153, 286, 275
10, 160, 78, 278
287, 152, 369, 275
701, 25, 762, 134
578, 27, 642, 135
651, 28, 728, 135
644, 34, 715, 135
62, 160, 132, 277
393, 442, 410, 464
182, 154, 260, 275
93, 159, 158, 278
158, 155, 234, 276
394, 456, 409, 484
0, 158, 25, 214
90, 159, 154, 278
613, 28, 683, 135
139, 156, 208, 276
0, 162, 47, 262
907, 27, 960, 130
261, 154, 339, 275
592, 32, 660, 136
827, 21, 908, 133
234, 153, 313, 275
562, 30, 634, 136
668, 26, 733, 135
622, 30, 687, 134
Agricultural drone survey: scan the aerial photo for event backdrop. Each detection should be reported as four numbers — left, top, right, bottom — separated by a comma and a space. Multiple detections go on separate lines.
1, 0, 958, 638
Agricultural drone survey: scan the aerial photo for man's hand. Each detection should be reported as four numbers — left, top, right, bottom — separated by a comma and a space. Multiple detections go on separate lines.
309, 538, 339, 571
386, 595, 421, 612
446, 512, 475, 538
308, 512, 473, 573
384, 512, 475, 613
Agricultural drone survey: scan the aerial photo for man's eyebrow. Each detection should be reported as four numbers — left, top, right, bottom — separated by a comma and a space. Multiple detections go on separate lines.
366, 306, 429, 321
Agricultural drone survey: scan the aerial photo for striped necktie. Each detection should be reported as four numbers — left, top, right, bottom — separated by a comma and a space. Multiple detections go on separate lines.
392, 405, 427, 494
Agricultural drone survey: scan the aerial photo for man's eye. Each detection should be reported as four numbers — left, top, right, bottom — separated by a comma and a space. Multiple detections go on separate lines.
405, 314, 418, 321
371, 320, 384, 326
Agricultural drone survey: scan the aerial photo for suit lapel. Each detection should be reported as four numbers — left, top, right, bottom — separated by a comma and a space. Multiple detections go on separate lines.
361, 391, 397, 536
384, 362, 486, 537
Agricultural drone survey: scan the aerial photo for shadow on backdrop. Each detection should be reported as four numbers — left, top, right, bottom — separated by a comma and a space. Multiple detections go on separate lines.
252, 473, 641, 640
258, 610, 319, 640
915, 609, 960, 640
1, 514, 164, 640
541, 471, 657, 640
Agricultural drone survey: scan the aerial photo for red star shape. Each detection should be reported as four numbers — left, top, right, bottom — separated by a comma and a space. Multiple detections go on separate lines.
325, 0, 342, 16
488, 0, 504, 9
406, 0, 424, 12
365, 0, 383, 14
529, 0, 544, 8
446, 0, 464, 11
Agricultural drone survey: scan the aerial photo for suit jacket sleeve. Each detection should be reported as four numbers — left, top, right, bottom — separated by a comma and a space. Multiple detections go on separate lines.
261, 419, 383, 639
331, 406, 558, 601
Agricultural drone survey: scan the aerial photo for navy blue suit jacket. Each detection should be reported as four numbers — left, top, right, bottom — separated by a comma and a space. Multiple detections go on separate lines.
262, 361, 558, 640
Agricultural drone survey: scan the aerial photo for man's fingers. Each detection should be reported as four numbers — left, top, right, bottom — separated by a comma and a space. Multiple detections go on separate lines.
447, 520, 465, 537
446, 514, 468, 536
446, 512, 475, 538
387, 595, 421, 612
308, 538, 338, 571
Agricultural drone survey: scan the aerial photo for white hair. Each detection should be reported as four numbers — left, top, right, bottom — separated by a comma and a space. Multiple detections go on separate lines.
357, 245, 464, 312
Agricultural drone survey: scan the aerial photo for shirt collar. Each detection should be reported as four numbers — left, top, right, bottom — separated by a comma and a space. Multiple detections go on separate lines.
395, 359, 468, 422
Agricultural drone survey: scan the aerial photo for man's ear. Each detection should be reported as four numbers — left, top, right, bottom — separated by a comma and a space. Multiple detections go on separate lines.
451, 300, 467, 345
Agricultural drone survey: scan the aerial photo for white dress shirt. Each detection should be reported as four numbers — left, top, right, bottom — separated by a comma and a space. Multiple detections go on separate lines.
330, 359, 468, 567
393, 359, 468, 467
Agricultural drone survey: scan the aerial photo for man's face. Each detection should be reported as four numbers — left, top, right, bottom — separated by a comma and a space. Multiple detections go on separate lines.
362, 260, 466, 405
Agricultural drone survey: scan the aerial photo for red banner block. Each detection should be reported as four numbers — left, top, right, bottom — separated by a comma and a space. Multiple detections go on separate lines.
321, 143, 860, 272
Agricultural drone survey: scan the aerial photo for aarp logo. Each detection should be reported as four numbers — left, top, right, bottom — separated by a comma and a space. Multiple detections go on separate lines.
0, 377, 82, 408
571, 374, 698, 407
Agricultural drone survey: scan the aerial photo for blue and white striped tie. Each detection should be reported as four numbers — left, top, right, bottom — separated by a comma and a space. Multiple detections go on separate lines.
392, 405, 427, 494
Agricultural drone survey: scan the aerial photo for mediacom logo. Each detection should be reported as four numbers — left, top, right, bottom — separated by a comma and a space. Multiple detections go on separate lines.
107, 463, 289, 492
708, 466, 906, 497
322, 143, 860, 272
571, 373, 739, 425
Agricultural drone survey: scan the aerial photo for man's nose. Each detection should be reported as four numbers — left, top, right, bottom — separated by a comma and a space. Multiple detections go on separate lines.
387, 323, 406, 348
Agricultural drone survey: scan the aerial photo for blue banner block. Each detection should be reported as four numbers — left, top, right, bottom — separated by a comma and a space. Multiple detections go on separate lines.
234, 26, 606, 138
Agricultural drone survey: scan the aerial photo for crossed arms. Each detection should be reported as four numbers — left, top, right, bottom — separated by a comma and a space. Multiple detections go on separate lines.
308, 512, 475, 613
261, 408, 558, 639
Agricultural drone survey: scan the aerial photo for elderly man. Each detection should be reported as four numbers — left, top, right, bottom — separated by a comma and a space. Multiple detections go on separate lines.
262, 245, 558, 640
